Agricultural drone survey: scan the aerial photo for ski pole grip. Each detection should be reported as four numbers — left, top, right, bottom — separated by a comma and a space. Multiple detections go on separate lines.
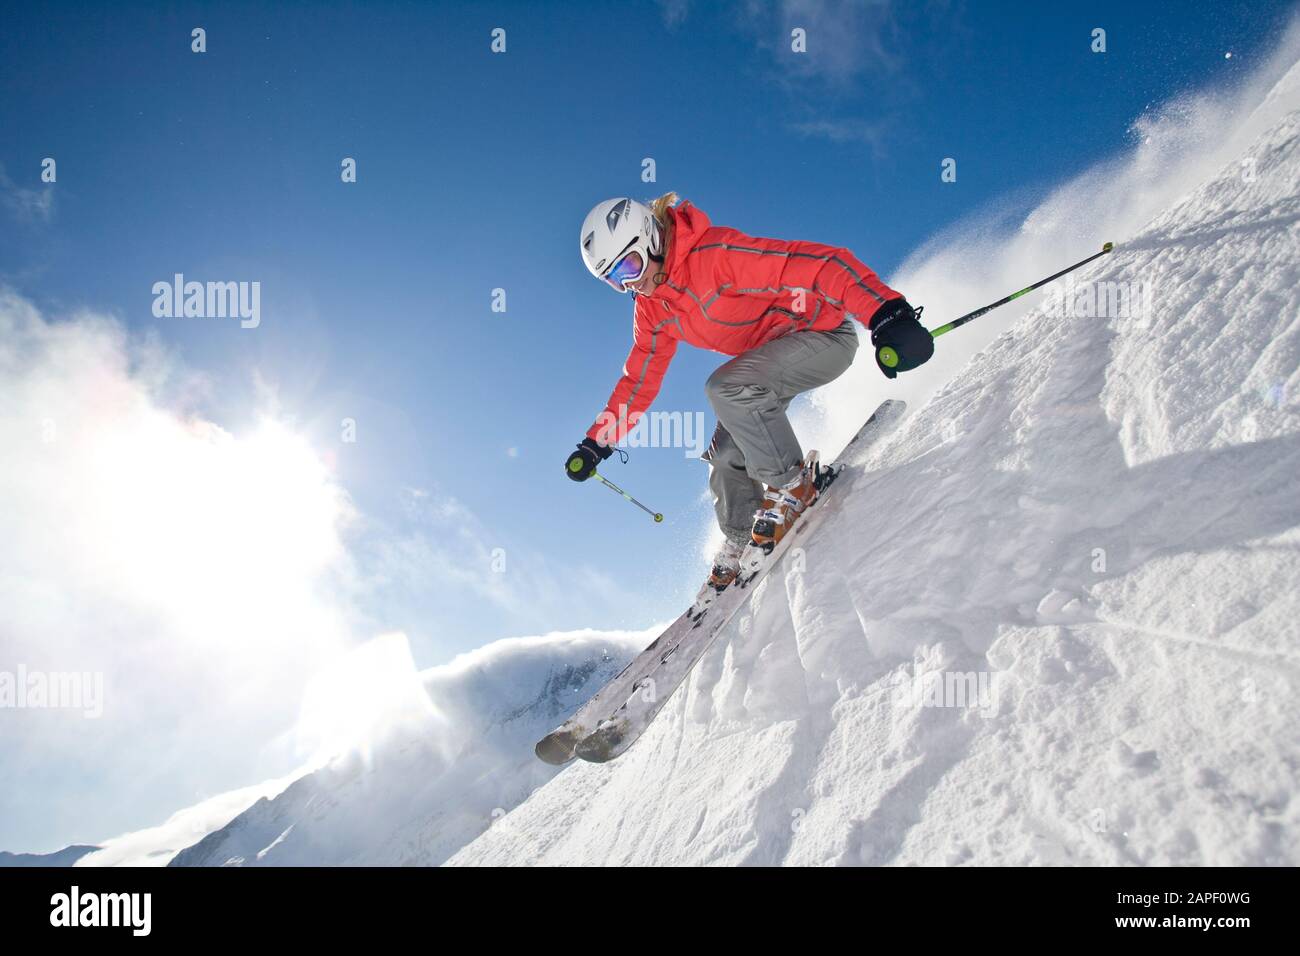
877, 345, 899, 369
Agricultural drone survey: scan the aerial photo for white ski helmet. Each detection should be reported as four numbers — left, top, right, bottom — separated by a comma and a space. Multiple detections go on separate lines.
580, 197, 664, 292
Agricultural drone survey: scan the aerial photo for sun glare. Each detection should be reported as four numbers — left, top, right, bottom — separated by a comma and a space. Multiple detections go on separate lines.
81, 413, 353, 659
295, 632, 441, 768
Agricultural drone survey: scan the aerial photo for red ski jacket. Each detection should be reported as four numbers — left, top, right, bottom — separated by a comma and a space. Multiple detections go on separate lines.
588, 202, 902, 446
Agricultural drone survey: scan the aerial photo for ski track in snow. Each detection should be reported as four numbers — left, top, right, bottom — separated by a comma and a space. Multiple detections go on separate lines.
449, 74, 1300, 867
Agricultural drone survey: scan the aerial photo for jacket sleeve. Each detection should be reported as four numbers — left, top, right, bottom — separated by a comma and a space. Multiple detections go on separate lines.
699, 226, 903, 327
587, 303, 679, 447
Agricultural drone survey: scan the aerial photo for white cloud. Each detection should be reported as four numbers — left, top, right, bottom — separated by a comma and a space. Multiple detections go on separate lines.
657, 0, 691, 28
343, 480, 644, 654
0, 290, 365, 849
659, 1, 904, 83
790, 117, 886, 149
0, 163, 54, 223
737, 0, 901, 85
726, 1, 957, 150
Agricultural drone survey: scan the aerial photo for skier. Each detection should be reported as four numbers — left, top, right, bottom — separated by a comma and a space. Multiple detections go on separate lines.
564, 194, 932, 596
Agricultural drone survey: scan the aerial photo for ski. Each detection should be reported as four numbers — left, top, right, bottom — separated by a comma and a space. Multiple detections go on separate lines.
573, 399, 907, 763
533, 610, 706, 764
533, 505, 800, 765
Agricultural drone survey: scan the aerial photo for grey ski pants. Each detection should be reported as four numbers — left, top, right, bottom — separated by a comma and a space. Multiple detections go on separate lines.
702, 319, 859, 544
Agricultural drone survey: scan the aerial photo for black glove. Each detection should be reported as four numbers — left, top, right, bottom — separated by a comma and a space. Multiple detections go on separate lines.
870, 298, 933, 379
564, 437, 612, 481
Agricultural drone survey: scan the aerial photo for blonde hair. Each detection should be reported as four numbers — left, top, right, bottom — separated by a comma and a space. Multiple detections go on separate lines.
648, 191, 680, 226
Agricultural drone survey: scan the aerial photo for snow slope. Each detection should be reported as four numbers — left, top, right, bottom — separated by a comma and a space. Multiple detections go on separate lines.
450, 64, 1300, 867
165, 627, 648, 866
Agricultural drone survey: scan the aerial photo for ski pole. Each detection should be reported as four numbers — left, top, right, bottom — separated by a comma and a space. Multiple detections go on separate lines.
592, 471, 664, 523
877, 242, 1115, 370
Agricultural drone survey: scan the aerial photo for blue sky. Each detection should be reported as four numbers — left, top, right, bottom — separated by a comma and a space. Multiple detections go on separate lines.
1, 0, 1292, 662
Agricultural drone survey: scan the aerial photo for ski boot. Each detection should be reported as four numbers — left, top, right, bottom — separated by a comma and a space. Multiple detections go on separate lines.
751, 452, 826, 553
687, 537, 746, 621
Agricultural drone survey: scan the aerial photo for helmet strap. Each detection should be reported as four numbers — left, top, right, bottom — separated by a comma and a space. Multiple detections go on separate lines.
647, 220, 667, 284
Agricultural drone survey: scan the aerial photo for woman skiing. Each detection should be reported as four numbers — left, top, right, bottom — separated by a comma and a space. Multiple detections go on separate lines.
564, 194, 933, 597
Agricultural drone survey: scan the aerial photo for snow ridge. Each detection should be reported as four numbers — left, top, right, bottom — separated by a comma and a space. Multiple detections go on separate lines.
167, 628, 649, 866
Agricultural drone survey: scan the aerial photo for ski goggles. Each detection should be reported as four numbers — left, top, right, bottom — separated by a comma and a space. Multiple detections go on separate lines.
602, 249, 646, 293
